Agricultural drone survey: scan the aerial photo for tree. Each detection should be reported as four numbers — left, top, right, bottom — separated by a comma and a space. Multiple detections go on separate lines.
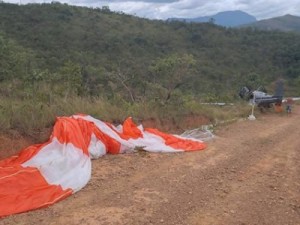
105, 61, 136, 103
150, 53, 196, 102
102, 6, 111, 13
56, 61, 83, 100
208, 18, 215, 24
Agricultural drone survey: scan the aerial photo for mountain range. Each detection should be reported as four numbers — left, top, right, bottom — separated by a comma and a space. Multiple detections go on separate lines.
168, 10, 257, 27
168, 11, 300, 33
243, 14, 300, 32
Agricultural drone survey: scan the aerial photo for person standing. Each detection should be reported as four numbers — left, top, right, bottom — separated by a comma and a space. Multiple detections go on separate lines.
286, 98, 293, 114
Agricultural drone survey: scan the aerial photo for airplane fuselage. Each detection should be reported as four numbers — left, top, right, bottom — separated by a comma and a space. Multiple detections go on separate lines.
251, 91, 282, 107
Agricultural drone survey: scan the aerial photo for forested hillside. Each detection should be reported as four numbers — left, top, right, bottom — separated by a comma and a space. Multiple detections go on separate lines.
0, 2, 300, 136
1, 2, 300, 99
244, 15, 300, 33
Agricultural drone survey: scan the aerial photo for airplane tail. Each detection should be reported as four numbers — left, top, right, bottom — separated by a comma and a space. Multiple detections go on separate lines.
274, 79, 284, 99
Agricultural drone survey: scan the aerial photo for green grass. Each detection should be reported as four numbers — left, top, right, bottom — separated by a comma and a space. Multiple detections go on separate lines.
0, 95, 252, 142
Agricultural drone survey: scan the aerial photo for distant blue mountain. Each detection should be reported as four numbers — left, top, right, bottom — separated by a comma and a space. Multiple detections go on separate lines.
168, 10, 257, 27
242, 14, 300, 32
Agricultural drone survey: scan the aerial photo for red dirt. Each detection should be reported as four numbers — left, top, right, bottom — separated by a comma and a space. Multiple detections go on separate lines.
0, 107, 300, 225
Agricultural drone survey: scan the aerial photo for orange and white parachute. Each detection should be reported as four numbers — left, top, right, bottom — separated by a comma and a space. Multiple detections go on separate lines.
0, 115, 206, 217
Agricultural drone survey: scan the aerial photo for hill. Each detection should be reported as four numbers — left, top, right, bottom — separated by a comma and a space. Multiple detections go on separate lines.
168, 10, 257, 27
0, 2, 300, 103
243, 14, 300, 33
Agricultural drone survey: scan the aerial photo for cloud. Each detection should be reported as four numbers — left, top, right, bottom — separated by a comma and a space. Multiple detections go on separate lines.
69, 0, 178, 3
107, 0, 179, 2
236, 0, 300, 19
3, 0, 300, 20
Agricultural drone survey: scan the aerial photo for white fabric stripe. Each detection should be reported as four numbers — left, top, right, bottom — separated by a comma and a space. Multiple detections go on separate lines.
22, 138, 91, 192
88, 133, 107, 159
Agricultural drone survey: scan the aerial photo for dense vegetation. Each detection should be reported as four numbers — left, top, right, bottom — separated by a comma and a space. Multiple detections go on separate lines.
0, 2, 299, 138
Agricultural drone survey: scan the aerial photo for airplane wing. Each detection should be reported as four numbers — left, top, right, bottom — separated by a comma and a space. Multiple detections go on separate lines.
282, 97, 300, 102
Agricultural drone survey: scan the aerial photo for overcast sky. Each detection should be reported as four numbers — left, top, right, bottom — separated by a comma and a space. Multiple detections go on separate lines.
4, 0, 300, 20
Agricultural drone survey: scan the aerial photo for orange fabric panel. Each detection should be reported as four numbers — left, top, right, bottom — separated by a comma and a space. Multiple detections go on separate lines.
92, 125, 121, 154
52, 117, 93, 156
145, 128, 206, 151
122, 117, 143, 139
0, 166, 72, 218
104, 118, 143, 140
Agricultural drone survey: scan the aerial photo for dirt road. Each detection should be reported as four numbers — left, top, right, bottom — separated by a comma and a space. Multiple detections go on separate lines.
1, 107, 300, 225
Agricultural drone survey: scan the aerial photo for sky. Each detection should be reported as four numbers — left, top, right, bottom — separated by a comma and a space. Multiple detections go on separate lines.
4, 0, 300, 20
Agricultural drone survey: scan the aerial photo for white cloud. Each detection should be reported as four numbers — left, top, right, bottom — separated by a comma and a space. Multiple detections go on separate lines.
3, 0, 300, 20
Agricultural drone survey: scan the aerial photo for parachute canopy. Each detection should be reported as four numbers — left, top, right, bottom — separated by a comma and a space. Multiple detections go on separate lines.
0, 115, 206, 217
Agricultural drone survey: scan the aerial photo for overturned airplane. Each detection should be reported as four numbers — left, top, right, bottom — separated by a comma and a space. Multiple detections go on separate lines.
239, 80, 284, 108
